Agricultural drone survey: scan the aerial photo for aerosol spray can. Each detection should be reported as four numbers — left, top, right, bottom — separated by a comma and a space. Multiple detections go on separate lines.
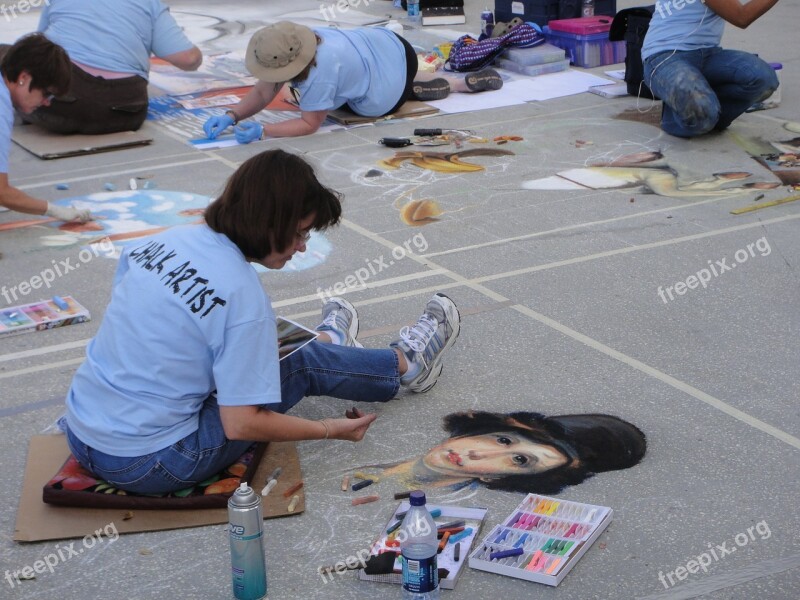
480, 7, 494, 37
228, 483, 267, 600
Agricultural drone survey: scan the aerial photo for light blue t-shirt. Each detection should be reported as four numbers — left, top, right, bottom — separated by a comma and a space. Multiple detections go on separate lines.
294, 27, 406, 117
0, 71, 11, 174
66, 224, 282, 457
38, 0, 194, 79
642, 0, 725, 61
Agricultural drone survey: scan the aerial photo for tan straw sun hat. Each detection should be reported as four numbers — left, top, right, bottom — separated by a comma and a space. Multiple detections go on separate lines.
245, 22, 318, 83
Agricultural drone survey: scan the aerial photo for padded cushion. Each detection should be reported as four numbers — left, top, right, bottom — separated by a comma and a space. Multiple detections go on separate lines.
42, 444, 265, 510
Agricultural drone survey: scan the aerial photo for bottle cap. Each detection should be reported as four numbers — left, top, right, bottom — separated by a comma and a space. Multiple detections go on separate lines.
409, 490, 427, 506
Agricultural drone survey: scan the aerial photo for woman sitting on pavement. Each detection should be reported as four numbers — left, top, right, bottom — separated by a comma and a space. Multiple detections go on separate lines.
0, 34, 91, 222
62, 148, 461, 494
31, 0, 202, 135
203, 21, 502, 142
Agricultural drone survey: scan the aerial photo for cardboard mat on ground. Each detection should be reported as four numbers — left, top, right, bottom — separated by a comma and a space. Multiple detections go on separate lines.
14, 435, 304, 542
11, 122, 154, 159
326, 100, 438, 126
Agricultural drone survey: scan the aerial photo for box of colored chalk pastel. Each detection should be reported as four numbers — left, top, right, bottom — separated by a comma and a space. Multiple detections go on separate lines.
468, 493, 612, 586
0, 296, 90, 338
357, 502, 488, 590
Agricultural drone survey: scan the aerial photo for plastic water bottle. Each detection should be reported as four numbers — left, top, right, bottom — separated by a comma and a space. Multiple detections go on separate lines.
407, 0, 420, 22
480, 7, 494, 37
582, 0, 595, 17
228, 483, 267, 600
400, 491, 439, 600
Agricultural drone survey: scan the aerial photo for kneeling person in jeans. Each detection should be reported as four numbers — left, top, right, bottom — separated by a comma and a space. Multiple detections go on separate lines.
642, 0, 779, 138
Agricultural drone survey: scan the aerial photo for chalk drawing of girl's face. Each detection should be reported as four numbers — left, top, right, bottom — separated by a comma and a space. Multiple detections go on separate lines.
422, 432, 569, 478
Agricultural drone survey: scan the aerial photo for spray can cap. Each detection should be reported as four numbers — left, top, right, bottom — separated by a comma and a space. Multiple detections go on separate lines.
229, 482, 259, 508
409, 490, 427, 506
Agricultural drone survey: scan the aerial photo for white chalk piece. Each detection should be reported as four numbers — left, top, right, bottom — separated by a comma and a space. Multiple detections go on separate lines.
260, 479, 277, 496
287, 494, 300, 512
129, 178, 138, 190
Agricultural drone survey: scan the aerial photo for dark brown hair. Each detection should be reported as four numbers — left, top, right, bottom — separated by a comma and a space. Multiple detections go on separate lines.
291, 35, 321, 83
443, 411, 647, 493
1, 33, 71, 95
205, 149, 341, 259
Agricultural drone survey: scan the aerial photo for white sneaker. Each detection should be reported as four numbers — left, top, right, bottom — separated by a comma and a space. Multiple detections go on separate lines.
391, 293, 460, 393
315, 297, 363, 348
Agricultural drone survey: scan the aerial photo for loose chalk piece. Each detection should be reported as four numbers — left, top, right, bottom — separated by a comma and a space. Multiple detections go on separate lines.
260, 479, 277, 496
351, 494, 380, 506
394, 490, 412, 500
354, 471, 380, 483
266, 467, 282, 484
351, 478, 374, 492
129, 178, 138, 190
283, 481, 303, 498
287, 495, 300, 512
104, 182, 116, 191
56, 183, 69, 190
341, 475, 350, 492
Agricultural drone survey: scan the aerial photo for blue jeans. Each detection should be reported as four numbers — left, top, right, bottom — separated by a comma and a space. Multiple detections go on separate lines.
643, 47, 778, 138
65, 341, 399, 494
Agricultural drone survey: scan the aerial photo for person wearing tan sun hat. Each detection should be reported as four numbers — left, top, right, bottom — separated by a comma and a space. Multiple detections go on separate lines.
203, 21, 504, 142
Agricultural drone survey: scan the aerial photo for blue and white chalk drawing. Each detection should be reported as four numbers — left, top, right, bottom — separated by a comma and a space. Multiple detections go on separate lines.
39, 190, 330, 272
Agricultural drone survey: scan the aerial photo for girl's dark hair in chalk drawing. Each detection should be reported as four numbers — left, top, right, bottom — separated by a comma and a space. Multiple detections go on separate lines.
356, 411, 646, 495
442, 411, 646, 493
205, 149, 341, 260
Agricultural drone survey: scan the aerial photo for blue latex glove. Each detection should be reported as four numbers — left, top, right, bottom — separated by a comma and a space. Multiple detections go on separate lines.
234, 121, 264, 144
203, 113, 235, 139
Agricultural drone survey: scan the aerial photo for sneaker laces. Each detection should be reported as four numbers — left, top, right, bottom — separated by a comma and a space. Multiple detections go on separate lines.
399, 314, 438, 353
320, 310, 339, 330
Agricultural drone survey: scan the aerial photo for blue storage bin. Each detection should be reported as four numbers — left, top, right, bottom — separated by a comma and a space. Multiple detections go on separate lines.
543, 26, 626, 68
